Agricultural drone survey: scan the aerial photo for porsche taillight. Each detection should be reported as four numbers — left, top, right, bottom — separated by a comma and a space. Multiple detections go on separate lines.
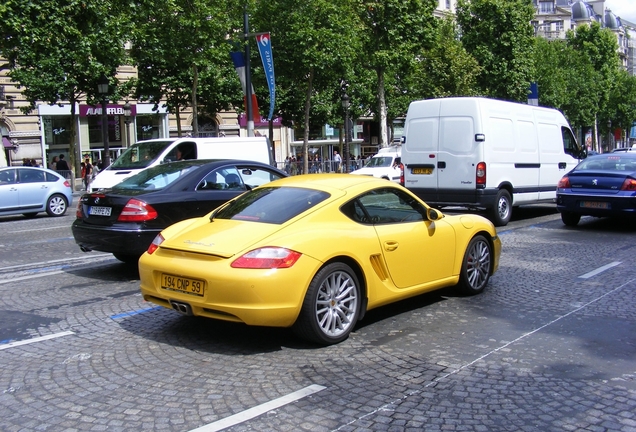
147, 233, 164, 254
118, 199, 158, 222
620, 178, 636, 191
476, 162, 486, 185
231, 247, 302, 269
558, 176, 571, 189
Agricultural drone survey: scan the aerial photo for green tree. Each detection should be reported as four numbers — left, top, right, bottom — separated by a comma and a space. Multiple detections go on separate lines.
565, 22, 620, 150
608, 70, 636, 146
129, 0, 241, 137
456, 0, 535, 101
411, 17, 481, 99
253, 0, 361, 173
0, 0, 131, 173
355, 0, 438, 147
532, 37, 601, 129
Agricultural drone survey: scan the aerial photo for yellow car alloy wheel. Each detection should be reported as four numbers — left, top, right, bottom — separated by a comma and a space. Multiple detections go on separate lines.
458, 235, 492, 295
293, 262, 361, 345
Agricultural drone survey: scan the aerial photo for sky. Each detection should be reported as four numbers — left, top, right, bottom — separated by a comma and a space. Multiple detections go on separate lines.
604, 0, 636, 24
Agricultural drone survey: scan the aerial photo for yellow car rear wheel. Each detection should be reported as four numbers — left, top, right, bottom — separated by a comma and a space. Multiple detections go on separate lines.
293, 262, 360, 345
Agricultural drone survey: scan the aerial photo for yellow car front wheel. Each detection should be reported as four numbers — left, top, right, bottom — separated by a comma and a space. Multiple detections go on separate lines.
293, 262, 360, 345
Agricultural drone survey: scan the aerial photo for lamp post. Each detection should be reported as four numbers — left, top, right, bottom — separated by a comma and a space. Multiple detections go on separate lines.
341, 93, 350, 173
608, 119, 613, 151
123, 101, 132, 147
97, 74, 111, 167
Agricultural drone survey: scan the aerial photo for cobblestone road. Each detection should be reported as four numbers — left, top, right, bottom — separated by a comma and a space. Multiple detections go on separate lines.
0, 210, 634, 431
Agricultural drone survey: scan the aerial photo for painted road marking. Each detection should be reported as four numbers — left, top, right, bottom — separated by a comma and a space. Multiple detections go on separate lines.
0, 331, 75, 351
190, 384, 327, 432
110, 306, 164, 320
578, 261, 621, 279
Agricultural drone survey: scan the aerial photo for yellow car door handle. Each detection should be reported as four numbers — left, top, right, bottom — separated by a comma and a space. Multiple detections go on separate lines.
384, 241, 398, 251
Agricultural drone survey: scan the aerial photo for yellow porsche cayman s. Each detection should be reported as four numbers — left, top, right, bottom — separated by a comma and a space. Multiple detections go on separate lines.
139, 174, 501, 345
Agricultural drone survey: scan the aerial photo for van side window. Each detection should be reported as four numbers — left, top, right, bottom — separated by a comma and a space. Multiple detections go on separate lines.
562, 127, 580, 156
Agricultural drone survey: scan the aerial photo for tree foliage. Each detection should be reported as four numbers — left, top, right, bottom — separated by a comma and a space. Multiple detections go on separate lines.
355, 0, 438, 147
253, 0, 361, 173
456, 0, 535, 101
0, 0, 131, 172
129, 0, 242, 136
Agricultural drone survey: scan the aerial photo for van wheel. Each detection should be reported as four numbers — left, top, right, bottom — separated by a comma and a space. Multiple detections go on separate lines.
489, 190, 511, 226
561, 212, 580, 227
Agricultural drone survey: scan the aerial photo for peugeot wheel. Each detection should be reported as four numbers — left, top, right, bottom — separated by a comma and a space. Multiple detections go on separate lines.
488, 189, 511, 226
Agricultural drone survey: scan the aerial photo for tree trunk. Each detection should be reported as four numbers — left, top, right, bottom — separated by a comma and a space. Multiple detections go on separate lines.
191, 64, 199, 137
377, 67, 388, 148
69, 97, 79, 179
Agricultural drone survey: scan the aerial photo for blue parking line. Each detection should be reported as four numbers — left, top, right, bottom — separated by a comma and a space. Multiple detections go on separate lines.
110, 306, 164, 320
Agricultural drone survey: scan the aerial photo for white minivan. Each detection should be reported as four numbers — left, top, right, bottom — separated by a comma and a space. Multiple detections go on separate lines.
350, 146, 401, 183
89, 136, 274, 192
401, 97, 586, 226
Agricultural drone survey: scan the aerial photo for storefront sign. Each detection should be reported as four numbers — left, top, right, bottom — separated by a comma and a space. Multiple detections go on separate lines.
79, 104, 137, 117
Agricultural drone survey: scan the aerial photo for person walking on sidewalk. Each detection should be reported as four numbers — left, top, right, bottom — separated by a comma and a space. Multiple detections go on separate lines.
82, 157, 93, 191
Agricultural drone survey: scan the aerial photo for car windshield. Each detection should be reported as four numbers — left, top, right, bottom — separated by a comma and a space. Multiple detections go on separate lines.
365, 156, 393, 168
576, 155, 636, 172
113, 161, 205, 191
214, 186, 330, 224
110, 140, 175, 169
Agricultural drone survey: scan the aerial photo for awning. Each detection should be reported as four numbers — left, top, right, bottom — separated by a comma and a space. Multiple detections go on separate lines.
2, 137, 14, 148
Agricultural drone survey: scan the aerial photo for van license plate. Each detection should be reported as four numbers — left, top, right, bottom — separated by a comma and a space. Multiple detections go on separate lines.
161, 274, 205, 296
89, 206, 112, 216
412, 167, 433, 175
580, 201, 609, 209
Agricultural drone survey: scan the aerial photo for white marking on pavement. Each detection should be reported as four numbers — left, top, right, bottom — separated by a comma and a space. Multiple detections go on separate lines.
0, 331, 75, 351
190, 384, 326, 432
333, 276, 636, 431
10, 226, 72, 233
0, 254, 113, 272
578, 261, 621, 279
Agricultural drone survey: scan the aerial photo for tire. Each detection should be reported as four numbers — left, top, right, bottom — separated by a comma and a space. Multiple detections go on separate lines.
46, 194, 68, 217
113, 253, 142, 264
293, 262, 360, 345
458, 235, 492, 295
561, 212, 580, 227
488, 189, 512, 227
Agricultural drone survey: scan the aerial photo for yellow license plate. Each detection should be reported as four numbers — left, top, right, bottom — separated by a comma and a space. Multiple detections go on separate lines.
412, 167, 433, 175
161, 274, 205, 296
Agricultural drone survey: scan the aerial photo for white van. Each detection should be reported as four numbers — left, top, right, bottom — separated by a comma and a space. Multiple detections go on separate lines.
401, 97, 586, 226
89, 136, 273, 192
350, 146, 401, 183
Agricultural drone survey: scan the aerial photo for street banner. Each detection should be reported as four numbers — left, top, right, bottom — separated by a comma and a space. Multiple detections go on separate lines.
230, 51, 260, 120
256, 33, 276, 121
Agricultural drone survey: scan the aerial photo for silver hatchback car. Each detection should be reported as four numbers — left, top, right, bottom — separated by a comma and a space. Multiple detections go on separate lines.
0, 167, 73, 218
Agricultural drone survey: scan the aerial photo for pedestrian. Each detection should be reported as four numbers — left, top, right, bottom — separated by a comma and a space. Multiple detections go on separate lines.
49, 156, 58, 170
83, 158, 93, 191
56, 154, 71, 179
333, 150, 342, 173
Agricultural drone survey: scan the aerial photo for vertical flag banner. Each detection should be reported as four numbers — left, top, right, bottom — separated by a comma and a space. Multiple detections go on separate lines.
230, 51, 260, 121
256, 33, 276, 121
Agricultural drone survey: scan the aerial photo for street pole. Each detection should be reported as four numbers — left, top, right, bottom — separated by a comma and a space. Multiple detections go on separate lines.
342, 94, 351, 173
244, 6, 254, 137
97, 74, 111, 167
